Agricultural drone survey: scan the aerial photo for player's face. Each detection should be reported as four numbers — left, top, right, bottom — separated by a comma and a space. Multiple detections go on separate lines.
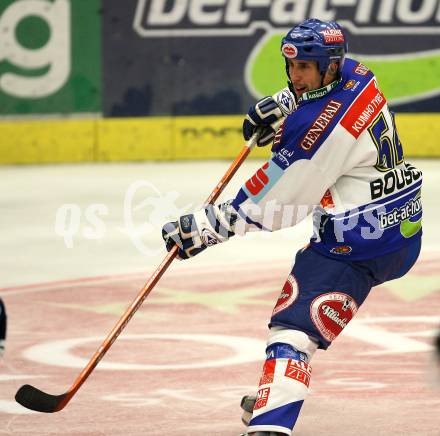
288, 60, 322, 98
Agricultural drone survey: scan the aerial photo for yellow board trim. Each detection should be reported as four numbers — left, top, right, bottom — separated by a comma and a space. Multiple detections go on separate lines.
394, 114, 440, 157
0, 118, 96, 164
0, 113, 439, 164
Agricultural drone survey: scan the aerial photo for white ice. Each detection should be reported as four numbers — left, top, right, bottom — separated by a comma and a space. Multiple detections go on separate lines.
1, 158, 439, 288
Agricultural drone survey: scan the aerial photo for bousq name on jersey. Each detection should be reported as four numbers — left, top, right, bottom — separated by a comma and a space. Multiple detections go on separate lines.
370, 164, 422, 200
378, 195, 422, 230
134, 0, 440, 36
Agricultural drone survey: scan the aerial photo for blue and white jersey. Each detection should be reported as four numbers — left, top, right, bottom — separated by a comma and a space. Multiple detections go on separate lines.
231, 58, 422, 260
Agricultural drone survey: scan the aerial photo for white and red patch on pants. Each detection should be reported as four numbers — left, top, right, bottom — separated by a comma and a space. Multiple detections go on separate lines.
310, 292, 359, 342
272, 274, 299, 316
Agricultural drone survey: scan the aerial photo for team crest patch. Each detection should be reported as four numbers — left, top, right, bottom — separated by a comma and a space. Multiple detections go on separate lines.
343, 79, 356, 90
310, 292, 358, 342
272, 274, 299, 316
330, 245, 352, 255
320, 189, 334, 208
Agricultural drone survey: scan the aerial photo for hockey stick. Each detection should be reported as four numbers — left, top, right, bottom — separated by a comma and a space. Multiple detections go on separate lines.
15, 132, 259, 413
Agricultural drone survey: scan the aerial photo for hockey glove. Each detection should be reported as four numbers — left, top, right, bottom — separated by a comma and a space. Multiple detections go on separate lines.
162, 203, 238, 260
243, 87, 296, 147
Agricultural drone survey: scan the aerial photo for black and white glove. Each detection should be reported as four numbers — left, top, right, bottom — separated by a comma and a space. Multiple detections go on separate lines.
162, 202, 238, 260
243, 87, 297, 147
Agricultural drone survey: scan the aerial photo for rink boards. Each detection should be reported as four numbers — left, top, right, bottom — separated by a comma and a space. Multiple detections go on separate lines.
1, 113, 440, 164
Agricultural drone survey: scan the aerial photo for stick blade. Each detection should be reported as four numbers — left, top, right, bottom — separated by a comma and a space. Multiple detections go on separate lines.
15, 384, 67, 413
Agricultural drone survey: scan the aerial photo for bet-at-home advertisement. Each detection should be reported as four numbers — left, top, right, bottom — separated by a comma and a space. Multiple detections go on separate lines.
1, 0, 439, 163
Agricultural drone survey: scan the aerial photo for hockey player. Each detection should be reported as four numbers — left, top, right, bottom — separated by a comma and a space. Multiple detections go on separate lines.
162, 19, 422, 435
0, 298, 6, 358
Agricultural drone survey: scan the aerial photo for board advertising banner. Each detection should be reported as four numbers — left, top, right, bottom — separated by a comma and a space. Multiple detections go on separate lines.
0, 0, 101, 115
102, 0, 257, 117
1, 0, 439, 163
103, 0, 440, 117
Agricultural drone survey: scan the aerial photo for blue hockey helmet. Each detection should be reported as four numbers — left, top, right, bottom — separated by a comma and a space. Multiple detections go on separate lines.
281, 19, 348, 76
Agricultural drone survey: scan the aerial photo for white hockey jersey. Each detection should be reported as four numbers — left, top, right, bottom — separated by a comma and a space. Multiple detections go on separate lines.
231, 58, 422, 260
